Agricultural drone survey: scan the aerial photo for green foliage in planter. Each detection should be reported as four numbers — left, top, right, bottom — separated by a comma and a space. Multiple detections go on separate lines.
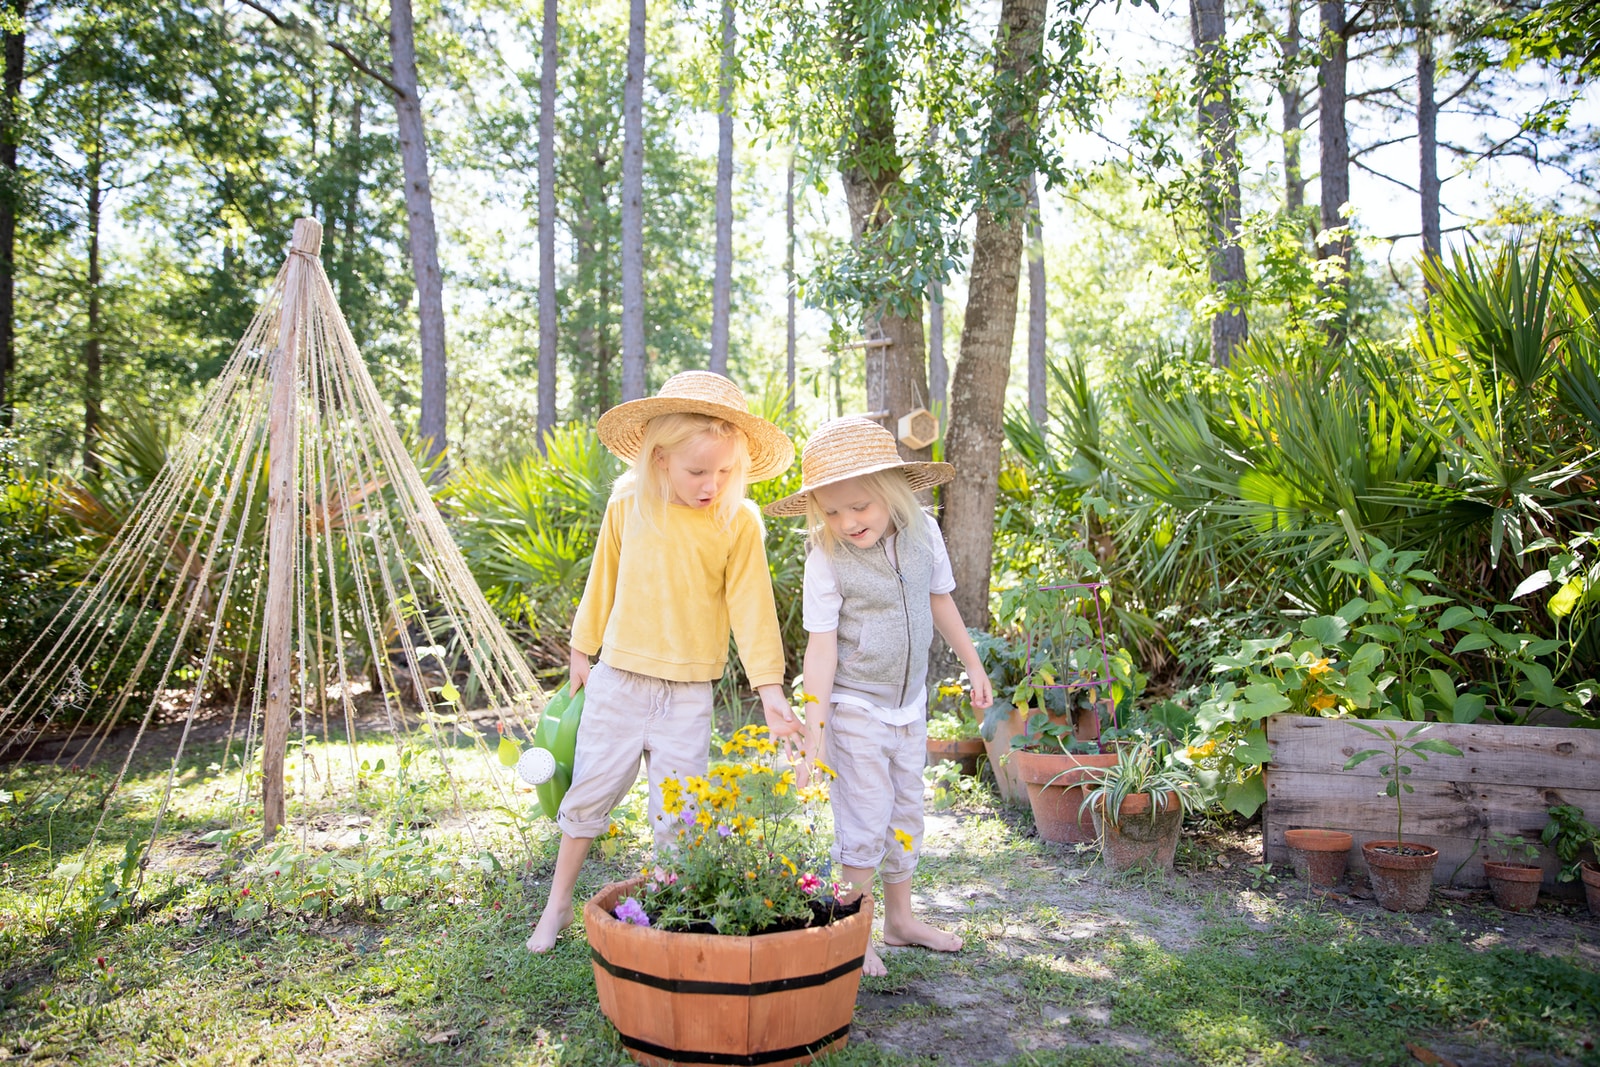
1342, 721, 1463, 847
1540, 804, 1600, 882
1077, 740, 1201, 830
1486, 830, 1541, 866
925, 676, 981, 741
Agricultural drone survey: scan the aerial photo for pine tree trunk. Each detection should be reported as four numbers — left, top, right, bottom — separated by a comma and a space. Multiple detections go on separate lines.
709, 0, 734, 375
929, 281, 945, 414
1417, 0, 1440, 276
83, 136, 102, 474
1317, 0, 1350, 272
537, 0, 559, 446
389, 0, 449, 463
1192, 0, 1248, 366
619, 0, 646, 402
0, 0, 24, 428
1026, 173, 1046, 426
1279, 0, 1306, 214
785, 150, 796, 411
339, 92, 362, 313
943, 0, 1047, 631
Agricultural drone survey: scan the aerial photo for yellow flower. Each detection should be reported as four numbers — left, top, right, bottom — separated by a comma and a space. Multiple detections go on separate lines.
893, 828, 914, 852
1309, 692, 1336, 711
1186, 739, 1217, 759
796, 691, 819, 705
780, 855, 798, 876
1307, 657, 1332, 679
745, 870, 756, 880
812, 760, 838, 780
773, 770, 795, 796
937, 684, 964, 699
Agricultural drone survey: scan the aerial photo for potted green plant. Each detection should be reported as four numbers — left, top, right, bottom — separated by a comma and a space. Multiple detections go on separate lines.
1077, 741, 1201, 872
1540, 804, 1600, 916
1481, 831, 1543, 912
1342, 720, 1464, 911
584, 725, 871, 1066
926, 677, 985, 777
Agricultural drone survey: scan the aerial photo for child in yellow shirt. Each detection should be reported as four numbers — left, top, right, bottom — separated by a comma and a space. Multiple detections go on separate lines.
527, 372, 801, 953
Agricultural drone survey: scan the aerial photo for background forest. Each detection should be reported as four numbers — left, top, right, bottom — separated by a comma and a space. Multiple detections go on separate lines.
0, 0, 1597, 714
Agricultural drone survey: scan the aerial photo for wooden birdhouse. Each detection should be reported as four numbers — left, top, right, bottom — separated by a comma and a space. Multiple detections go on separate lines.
897, 407, 939, 450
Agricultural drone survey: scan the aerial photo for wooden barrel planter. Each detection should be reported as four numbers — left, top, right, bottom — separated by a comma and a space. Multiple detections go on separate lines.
584, 878, 873, 1067
1013, 749, 1118, 844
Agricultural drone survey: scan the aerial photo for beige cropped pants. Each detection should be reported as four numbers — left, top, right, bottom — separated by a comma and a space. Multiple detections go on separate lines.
823, 700, 926, 883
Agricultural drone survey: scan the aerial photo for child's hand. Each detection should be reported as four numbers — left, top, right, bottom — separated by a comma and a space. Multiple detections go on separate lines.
968, 671, 994, 710
757, 684, 803, 739
569, 648, 592, 694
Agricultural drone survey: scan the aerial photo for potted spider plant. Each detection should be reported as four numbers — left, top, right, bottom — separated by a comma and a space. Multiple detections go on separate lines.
1077, 741, 1201, 872
1343, 720, 1463, 912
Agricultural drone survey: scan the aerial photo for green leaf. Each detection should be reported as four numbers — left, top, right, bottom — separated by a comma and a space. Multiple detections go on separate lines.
1427, 669, 1457, 702
497, 736, 521, 767
1232, 729, 1272, 765
1237, 684, 1292, 720
1349, 643, 1385, 674
1451, 633, 1494, 655
1451, 693, 1486, 723
1549, 577, 1584, 618
438, 681, 461, 705
1222, 775, 1267, 817
1411, 739, 1463, 758
1336, 597, 1371, 622
1343, 749, 1383, 770
1436, 606, 1477, 630
1299, 615, 1348, 645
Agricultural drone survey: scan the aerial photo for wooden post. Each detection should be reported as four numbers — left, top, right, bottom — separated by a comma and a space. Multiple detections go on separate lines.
262, 217, 321, 841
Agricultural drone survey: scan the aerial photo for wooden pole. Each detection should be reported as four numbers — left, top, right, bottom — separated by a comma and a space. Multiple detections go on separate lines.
263, 217, 321, 841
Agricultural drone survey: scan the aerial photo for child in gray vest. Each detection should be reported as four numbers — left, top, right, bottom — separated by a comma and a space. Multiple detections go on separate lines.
766, 417, 993, 976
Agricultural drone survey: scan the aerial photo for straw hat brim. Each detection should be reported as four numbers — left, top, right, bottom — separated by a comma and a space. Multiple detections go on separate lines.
596, 397, 795, 482
763, 459, 954, 516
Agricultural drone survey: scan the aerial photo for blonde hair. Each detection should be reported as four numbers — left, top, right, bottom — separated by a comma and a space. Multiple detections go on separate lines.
611, 412, 752, 529
804, 469, 928, 556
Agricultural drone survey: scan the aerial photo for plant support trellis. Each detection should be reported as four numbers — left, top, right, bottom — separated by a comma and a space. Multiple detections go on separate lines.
0, 217, 546, 890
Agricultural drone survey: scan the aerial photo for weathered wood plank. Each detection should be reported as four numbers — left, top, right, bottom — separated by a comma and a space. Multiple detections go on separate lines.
1266, 714, 1600, 787
1263, 715, 1600, 889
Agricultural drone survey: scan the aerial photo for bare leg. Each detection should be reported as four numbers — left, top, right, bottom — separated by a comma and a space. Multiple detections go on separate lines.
526, 833, 593, 953
838, 865, 887, 977
880, 876, 961, 953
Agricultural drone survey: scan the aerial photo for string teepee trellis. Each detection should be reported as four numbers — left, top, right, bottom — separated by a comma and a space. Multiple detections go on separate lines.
0, 217, 546, 881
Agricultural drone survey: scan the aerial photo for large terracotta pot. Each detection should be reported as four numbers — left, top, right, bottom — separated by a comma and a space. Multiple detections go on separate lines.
1012, 749, 1117, 844
1483, 861, 1541, 912
981, 707, 1031, 806
1580, 862, 1600, 917
1362, 841, 1438, 912
1090, 792, 1183, 872
926, 737, 986, 777
1284, 828, 1354, 888
584, 877, 873, 1067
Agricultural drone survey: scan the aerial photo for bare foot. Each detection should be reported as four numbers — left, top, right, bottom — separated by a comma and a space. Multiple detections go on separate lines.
882, 915, 962, 953
861, 941, 887, 977
525, 903, 573, 953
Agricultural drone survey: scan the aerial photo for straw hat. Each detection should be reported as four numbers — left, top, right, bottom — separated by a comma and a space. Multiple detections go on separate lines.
595, 371, 795, 482
764, 417, 954, 516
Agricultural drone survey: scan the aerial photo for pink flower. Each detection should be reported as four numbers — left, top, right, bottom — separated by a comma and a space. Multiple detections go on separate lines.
652, 866, 678, 886
799, 873, 822, 895
717, 824, 734, 838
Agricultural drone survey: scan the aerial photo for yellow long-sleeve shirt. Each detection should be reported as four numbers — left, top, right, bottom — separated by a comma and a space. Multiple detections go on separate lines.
570, 496, 785, 688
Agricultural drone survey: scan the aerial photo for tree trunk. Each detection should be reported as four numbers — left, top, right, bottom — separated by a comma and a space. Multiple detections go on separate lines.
339, 91, 362, 313
1192, 0, 1248, 366
943, 0, 1047, 631
537, 0, 558, 446
389, 0, 449, 463
83, 136, 102, 474
929, 281, 945, 414
1026, 173, 1046, 426
0, 0, 23, 428
1417, 0, 1440, 278
1317, 0, 1350, 273
1279, 0, 1307, 213
709, 0, 734, 375
785, 150, 796, 411
619, 0, 646, 402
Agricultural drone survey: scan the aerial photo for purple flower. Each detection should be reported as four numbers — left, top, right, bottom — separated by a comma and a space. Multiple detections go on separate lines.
717, 824, 734, 838
615, 897, 651, 927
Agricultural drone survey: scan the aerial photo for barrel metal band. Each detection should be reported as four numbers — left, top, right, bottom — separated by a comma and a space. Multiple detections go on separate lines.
590, 949, 865, 996
616, 1022, 851, 1066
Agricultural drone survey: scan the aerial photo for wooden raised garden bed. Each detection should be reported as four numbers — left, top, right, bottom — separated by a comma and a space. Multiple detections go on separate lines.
1262, 714, 1600, 890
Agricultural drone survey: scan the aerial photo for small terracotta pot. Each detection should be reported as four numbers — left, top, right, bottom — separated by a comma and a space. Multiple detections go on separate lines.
925, 737, 985, 777
1362, 841, 1439, 912
1482, 860, 1542, 912
1091, 792, 1182, 872
1581, 862, 1600, 917
1013, 749, 1117, 844
1284, 828, 1354, 888
585, 877, 873, 1067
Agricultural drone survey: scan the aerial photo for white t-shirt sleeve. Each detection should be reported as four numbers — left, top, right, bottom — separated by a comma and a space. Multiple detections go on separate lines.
926, 513, 956, 595
801, 547, 843, 633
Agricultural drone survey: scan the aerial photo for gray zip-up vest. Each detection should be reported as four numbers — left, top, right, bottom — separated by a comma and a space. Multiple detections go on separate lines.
829, 528, 935, 710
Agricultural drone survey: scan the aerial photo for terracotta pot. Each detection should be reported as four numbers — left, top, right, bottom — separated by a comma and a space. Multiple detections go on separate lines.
1581, 862, 1600, 917
1013, 749, 1117, 845
1483, 861, 1542, 912
926, 737, 985, 777
1362, 841, 1438, 912
1284, 829, 1354, 888
1090, 792, 1183, 872
585, 878, 873, 1067
981, 708, 1030, 806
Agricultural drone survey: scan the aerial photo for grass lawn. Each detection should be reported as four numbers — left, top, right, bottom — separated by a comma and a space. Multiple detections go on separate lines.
1, 726, 1596, 1066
